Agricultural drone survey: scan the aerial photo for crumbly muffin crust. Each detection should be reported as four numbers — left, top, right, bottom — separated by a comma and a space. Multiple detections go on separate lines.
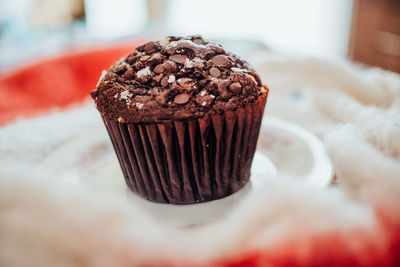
92, 36, 265, 123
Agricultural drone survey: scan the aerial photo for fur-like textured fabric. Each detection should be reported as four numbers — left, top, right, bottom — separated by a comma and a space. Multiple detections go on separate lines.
0, 56, 399, 266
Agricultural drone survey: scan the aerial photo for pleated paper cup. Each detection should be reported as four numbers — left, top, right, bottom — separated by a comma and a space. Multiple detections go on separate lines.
102, 91, 268, 204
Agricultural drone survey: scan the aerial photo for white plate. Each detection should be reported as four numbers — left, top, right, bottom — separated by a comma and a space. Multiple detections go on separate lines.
35, 116, 333, 227
133, 117, 333, 226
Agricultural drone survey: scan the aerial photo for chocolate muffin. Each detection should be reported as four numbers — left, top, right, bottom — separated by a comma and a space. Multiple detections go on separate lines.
91, 36, 268, 204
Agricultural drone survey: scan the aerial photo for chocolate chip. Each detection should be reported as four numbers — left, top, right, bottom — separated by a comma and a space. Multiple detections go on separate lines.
219, 89, 230, 99
116, 65, 127, 74
192, 36, 205, 45
217, 80, 231, 99
154, 64, 164, 74
204, 50, 216, 60
125, 54, 137, 65
229, 82, 242, 94
199, 79, 209, 87
144, 42, 157, 54
163, 60, 177, 72
209, 67, 221, 77
211, 55, 229, 67
153, 74, 163, 83
156, 91, 168, 105
174, 93, 191, 104
136, 44, 146, 52
160, 76, 169, 87
123, 68, 135, 79
213, 46, 225, 54
169, 54, 188, 64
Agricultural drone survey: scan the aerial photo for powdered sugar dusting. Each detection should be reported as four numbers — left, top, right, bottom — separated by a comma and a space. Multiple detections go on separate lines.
166, 41, 179, 49
137, 67, 151, 78
168, 75, 175, 83
96, 70, 108, 87
135, 103, 144, 110
185, 57, 204, 68
160, 37, 170, 47
119, 90, 133, 105
185, 58, 193, 68
231, 67, 247, 73
166, 39, 207, 51
119, 61, 129, 67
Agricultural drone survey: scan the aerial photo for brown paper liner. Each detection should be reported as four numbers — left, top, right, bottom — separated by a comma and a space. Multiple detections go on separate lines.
102, 92, 268, 204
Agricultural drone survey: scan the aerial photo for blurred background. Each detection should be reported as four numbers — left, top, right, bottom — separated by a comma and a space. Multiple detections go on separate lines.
0, 0, 399, 73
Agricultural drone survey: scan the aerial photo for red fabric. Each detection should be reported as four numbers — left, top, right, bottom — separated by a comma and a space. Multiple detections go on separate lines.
0, 43, 138, 125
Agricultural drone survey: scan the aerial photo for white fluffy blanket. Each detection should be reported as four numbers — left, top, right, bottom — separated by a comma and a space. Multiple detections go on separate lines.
1, 55, 399, 266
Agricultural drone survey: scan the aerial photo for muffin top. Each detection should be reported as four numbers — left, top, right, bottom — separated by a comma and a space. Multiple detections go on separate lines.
91, 35, 266, 123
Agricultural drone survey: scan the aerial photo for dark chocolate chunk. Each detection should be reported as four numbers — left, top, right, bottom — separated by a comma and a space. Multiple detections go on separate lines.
209, 67, 221, 78
163, 60, 178, 72
153, 74, 163, 83
123, 68, 135, 79
160, 76, 169, 87
115, 64, 127, 74
126, 54, 138, 64
211, 55, 230, 67
229, 82, 242, 94
169, 54, 187, 64
216, 80, 231, 100
204, 50, 216, 60
144, 42, 157, 54
192, 36, 206, 45
174, 93, 191, 104
154, 64, 164, 74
